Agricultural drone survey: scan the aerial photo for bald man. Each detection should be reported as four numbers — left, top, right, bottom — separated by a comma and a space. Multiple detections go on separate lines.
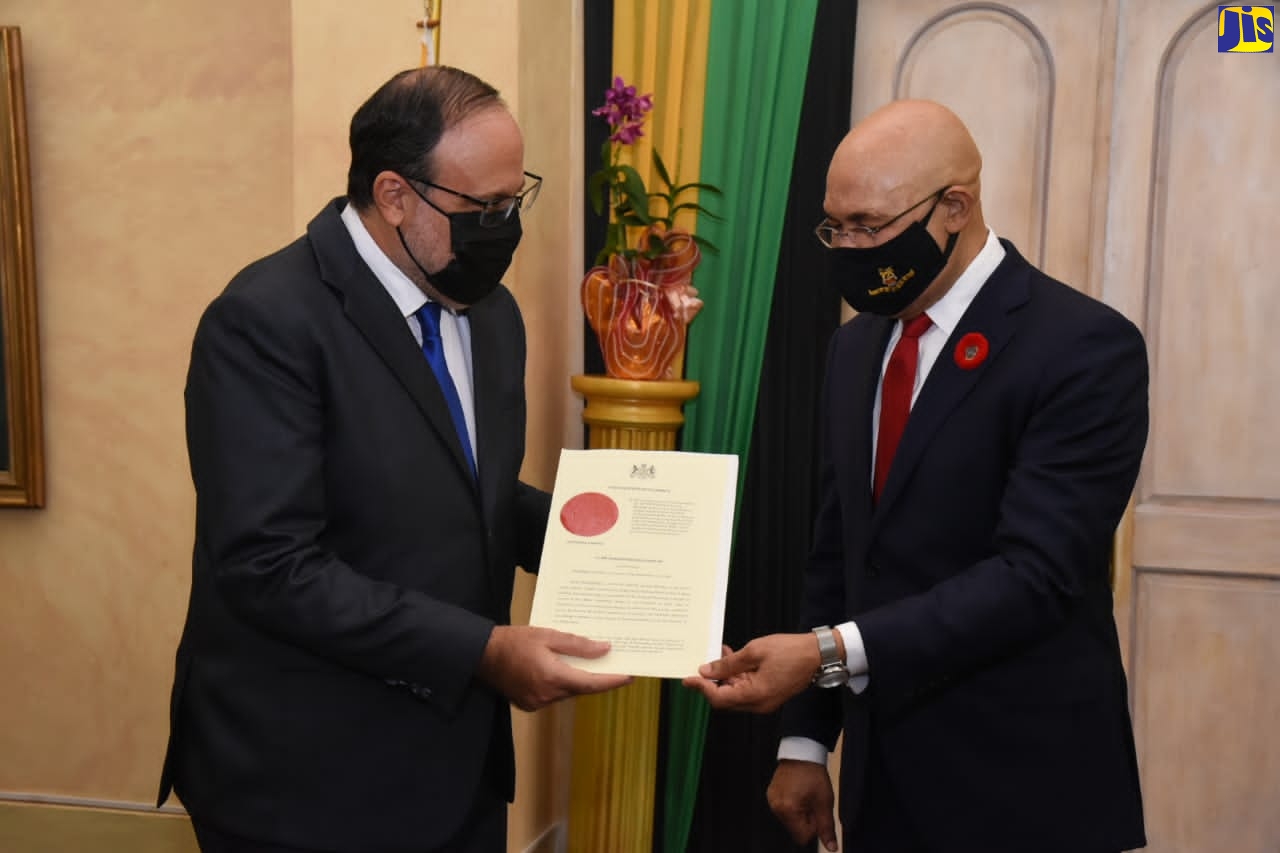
684, 100, 1147, 852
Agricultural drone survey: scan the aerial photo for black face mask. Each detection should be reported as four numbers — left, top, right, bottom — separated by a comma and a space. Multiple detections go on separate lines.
398, 210, 522, 306
826, 199, 958, 316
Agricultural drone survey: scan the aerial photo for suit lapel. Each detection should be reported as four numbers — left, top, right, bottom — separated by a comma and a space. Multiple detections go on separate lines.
870, 246, 1032, 534
842, 315, 895, 527
308, 200, 479, 489
464, 294, 506, 525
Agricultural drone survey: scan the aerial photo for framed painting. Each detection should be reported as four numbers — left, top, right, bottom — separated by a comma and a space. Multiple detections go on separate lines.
0, 26, 44, 507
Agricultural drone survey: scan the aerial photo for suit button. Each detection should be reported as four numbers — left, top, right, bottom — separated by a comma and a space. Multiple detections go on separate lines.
868, 562, 882, 577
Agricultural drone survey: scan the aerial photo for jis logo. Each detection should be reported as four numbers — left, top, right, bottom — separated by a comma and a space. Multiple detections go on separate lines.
1218, 5, 1274, 52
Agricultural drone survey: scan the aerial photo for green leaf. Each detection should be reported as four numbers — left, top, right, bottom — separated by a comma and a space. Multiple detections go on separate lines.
652, 149, 674, 190
690, 234, 721, 253
587, 171, 609, 217
617, 165, 651, 207
672, 181, 723, 195
671, 201, 724, 221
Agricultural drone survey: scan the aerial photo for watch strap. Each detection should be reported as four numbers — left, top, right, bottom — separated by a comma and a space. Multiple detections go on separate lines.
813, 625, 841, 666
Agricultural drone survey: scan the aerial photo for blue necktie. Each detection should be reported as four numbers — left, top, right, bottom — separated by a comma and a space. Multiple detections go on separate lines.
415, 302, 476, 477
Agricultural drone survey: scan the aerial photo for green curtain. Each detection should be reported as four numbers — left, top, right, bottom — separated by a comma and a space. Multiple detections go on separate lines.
662, 2, 819, 850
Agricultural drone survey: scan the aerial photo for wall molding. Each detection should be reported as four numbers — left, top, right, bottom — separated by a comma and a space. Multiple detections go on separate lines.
521, 820, 565, 853
0, 792, 187, 816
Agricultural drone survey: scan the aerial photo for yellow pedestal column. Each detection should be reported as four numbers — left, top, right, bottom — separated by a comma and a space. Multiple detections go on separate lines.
566, 375, 699, 853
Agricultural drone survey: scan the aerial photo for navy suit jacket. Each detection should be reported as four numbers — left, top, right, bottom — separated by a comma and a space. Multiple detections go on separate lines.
158, 200, 550, 851
782, 242, 1147, 852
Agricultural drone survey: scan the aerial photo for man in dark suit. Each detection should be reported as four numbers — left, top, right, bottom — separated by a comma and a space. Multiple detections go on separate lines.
684, 99, 1147, 853
159, 66, 630, 853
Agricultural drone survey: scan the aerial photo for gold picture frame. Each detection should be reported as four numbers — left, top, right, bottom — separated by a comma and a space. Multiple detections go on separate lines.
0, 26, 44, 507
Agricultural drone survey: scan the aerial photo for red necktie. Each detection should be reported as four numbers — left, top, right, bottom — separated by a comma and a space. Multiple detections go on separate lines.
873, 313, 933, 502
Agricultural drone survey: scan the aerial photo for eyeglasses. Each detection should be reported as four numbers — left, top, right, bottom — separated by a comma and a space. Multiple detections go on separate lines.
814, 187, 947, 248
407, 171, 542, 227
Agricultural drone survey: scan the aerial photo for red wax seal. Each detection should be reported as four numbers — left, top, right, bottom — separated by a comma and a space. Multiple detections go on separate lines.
954, 332, 989, 370
559, 492, 620, 537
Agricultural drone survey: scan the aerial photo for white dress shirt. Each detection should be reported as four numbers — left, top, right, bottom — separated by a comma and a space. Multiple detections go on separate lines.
778, 229, 1005, 766
339, 202, 479, 460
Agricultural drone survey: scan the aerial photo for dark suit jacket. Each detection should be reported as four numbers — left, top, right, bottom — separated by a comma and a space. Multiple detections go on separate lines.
158, 199, 551, 852
782, 241, 1147, 853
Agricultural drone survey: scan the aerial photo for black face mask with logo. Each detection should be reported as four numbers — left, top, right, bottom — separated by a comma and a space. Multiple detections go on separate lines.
825, 199, 958, 316
398, 210, 523, 306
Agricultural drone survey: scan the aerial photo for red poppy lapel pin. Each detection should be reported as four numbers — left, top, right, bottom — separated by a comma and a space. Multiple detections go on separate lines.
954, 332, 989, 370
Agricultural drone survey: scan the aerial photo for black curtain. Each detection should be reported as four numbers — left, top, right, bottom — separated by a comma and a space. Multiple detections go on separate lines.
684, 2, 856, 851
582, 1, 612, 381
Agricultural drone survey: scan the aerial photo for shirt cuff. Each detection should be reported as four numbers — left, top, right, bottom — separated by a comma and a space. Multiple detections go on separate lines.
835, 621, 869, 694
777, 736, 828, 765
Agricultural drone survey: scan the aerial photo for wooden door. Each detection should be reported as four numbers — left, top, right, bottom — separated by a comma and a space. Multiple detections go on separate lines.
1104, 2, 1280, 849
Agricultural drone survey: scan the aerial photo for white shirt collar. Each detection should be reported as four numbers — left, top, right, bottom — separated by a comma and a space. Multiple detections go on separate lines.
339, 200, 430, 319
923, 228, 1005, 338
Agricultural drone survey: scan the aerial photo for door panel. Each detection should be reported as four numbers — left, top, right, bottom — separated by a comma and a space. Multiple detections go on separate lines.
1132, 573, 1280, 849
1106, 2, 1280, 850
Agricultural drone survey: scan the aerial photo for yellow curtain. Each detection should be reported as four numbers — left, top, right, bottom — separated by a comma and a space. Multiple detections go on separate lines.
612, 0, 712, 235
569, 12, 713, 853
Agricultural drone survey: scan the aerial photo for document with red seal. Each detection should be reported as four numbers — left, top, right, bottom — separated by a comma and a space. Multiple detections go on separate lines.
528, 448, 739, 678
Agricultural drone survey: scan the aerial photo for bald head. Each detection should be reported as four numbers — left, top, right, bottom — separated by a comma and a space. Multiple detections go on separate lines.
822, 100, 989, 317
827, 99, 981, 220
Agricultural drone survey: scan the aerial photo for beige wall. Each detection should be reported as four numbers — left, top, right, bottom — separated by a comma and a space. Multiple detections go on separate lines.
511, 4, 586, 846
0, 2, 584, 851
0, 0, 294, 805
291, 1, 430, 232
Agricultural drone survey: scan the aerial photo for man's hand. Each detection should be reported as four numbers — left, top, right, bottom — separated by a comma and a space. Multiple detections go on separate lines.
769, 759, 838, 852
478, 625, 632, 711
681, 633, 824, 713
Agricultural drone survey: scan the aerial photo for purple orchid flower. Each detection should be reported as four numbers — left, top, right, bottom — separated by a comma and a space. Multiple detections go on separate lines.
611, 122, 645, 145
593, 76, 653, 143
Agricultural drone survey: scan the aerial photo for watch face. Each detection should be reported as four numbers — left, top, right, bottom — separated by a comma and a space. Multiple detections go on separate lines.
814, 666, 850, 689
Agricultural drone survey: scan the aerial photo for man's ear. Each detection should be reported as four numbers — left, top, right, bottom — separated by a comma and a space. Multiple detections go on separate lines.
940, 186, 975, 233
371, 170, 413, 228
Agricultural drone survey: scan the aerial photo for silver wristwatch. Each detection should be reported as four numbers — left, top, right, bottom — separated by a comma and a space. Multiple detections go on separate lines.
811, 625, 850, 688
